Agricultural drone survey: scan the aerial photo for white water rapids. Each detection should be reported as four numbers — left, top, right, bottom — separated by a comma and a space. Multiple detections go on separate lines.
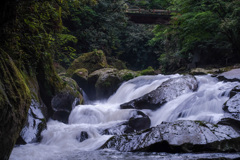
10, 74, 240, 160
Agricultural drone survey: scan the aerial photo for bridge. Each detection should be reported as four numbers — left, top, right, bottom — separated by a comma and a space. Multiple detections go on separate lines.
126, 8, 172, 25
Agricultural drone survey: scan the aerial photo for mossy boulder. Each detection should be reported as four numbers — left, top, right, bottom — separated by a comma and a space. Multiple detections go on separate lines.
71, 68, 88, 93
0, 50, 31, 160
107, 57, 127, 70
118, 69, 138, 81
51, 76, 84, 123
140, 66, 156, 75
67, 50, 108, 76
87, 68, 121, 100
81, 68, 139, 100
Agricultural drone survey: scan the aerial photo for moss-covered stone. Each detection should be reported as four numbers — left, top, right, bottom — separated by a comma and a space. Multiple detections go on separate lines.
66, 50, 108, 76
51, 76, 84, 123
0, 49, 31, 160
140, 66, 156, 75
53, 62, 66, 74
107, 57, 127, 70
71, 68, 88, 93
118, 69, 138, 81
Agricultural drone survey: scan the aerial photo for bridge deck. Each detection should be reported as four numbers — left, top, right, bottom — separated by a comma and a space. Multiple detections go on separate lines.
126, 9, 172, 24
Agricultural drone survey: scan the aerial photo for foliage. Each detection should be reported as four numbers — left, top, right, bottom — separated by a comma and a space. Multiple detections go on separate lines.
151, 0, 240, 72
118, 23, 163, 70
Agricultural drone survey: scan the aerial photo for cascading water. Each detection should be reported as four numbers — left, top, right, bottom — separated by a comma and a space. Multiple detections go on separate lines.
10, 74, 240, 160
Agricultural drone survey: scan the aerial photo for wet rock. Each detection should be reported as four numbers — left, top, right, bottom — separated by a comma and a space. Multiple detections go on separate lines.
0, 50, 31, 160
18, 99, 47, 143
76, 131, 89, 142
51, 92, 80, 123
126, 110, 151, 133
101, 120, 240, 153
87, 68, 122, 100
217, 68, 240, 82
120, 75, 198, 110
223, 86, 240, 121
72, 68, 88, 93
101, 110, 151, 135
51, 77, 83, 123
66, 50, 108, 76
218, 118, 240, 133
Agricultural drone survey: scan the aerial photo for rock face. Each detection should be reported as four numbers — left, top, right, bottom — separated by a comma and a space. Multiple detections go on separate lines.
120, 75, 198, 110
223, 86, 240, 120
219, 86, 240, 133
18, 99, 47, 144
76, 131, 89, 142
88, 68, 122, 99
72, 68, 88, 94
0, 50, 31, 160
77, 68, 138, 100
101, 110, 151, 135
66, 50, 108, 76
101, 120, 240, 152
218, 68, 240, 82
51, 77, 83, 123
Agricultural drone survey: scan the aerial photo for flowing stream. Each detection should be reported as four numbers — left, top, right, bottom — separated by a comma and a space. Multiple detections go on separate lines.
10, 74, 240, 160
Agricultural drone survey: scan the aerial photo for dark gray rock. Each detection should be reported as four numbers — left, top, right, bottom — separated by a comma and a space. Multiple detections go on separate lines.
101, 110, 151, 135
76, 131, 89, 142
223, 86, 240, 122
101, 120, 240, 152
120, 75, 198, 110
51, 92, 80, 123
17, 99, 47, 144
217, 68, 240, 82
218, 118, 240, 133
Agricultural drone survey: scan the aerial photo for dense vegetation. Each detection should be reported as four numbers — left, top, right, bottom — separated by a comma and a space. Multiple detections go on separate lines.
152, 0, 240, 72
1, 0, 239, 74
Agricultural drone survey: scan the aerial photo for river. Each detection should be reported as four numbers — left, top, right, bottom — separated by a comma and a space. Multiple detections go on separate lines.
10, 74, 240, 160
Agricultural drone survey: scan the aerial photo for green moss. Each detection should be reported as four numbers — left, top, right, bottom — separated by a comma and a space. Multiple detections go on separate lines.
73, 68, 88, 79
140, 66, 155, 75
122, 73, 135, 81
0, 49, 31, 159
195, 121, 208, 127
66, 50, 108, 76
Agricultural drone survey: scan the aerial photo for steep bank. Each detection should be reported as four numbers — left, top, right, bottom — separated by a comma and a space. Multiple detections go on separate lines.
0, 50, 31, 160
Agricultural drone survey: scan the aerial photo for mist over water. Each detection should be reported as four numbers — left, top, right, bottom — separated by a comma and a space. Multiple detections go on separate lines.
10, 74, 240, 160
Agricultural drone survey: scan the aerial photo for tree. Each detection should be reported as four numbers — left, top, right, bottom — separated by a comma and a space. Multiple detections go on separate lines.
152, 0, 240, 72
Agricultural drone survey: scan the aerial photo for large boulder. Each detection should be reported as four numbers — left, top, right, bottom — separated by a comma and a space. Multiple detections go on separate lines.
101, 120, 240, 152
107, 57, 127, 70
0, 50, 31, 160
219, 86, 240, 133
66, 50, 108, 76
217, 68, 240, 82
51, 77, 83, 123
87, 68, 136, 100
223, 86, 240, 120
120, 75, 198, 110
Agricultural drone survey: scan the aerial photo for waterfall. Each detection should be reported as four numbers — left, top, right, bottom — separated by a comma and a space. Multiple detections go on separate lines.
10, 74, 239, 160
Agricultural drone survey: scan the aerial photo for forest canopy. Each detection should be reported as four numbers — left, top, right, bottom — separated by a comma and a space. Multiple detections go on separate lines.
1, 0, 239, 73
